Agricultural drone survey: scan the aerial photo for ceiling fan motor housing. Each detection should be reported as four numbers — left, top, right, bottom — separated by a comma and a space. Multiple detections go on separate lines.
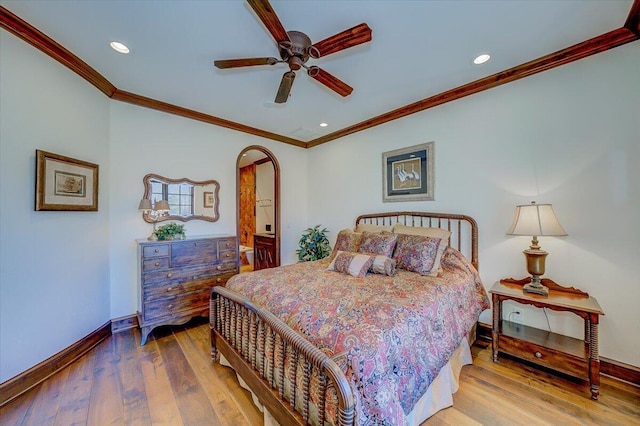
279, 30, 315, 70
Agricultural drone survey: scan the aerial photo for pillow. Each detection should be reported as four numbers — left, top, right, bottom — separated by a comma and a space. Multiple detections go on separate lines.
392, 234, 448, 276
354, 223, 393, 233
357, 231, 398, 257
392, 224, 452, 241
328, 251, 374, 278
329, 229, 363, 261
369, 255, 397, 276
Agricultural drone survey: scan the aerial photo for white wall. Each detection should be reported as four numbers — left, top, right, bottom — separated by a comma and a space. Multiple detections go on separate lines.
307, 42, 640, 366
108, 102, 308, 319
0, 33, 111, 381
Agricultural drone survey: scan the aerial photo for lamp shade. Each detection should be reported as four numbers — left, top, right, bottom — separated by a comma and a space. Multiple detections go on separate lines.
506, 202, 567, 237
138, 198, 152, 211
155, 200, 170, 212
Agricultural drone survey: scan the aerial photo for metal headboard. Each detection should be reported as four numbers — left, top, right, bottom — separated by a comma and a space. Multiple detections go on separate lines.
355, 211, 479, 271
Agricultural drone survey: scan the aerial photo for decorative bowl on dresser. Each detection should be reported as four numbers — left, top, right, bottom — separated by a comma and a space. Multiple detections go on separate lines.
137, 235, 239, 345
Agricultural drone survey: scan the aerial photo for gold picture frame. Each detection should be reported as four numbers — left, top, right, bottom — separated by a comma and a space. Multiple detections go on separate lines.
382, 142, 434, 202
35, 150, 99, 211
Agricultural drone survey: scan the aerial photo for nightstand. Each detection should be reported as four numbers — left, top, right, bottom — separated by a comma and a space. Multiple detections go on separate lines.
490, 279, 604, 400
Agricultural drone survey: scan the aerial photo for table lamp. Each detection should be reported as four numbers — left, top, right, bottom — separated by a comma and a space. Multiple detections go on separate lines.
138, 198, 170, 240
506, 201, 567, 296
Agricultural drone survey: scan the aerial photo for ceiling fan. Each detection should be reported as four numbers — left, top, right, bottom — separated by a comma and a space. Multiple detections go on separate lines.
214, 0, 372, 104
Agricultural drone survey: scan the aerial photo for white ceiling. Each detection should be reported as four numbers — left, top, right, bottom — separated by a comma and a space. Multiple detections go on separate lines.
1, 0, 633, 142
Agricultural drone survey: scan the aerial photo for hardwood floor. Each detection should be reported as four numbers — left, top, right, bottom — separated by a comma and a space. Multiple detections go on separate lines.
2, 319, 638, 425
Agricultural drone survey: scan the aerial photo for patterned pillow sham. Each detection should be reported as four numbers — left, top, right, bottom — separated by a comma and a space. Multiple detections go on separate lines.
357, 231, 398, 257
369, 255, 397, 276
328, 251, 374, 278
329, 229, 363, 261
392, 234, 447, 276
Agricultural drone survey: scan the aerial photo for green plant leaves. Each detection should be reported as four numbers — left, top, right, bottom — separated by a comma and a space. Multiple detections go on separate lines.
296, 224, 331, 262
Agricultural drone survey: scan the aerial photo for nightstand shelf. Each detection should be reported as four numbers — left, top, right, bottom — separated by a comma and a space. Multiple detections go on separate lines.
490, 280, 604, 400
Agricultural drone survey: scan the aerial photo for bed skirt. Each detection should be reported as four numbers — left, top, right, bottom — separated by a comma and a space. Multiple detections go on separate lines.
220, 337, 471, 425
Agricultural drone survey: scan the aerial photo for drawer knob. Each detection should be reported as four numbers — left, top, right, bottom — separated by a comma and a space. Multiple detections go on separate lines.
167, 287, 173, 291
154, 249, 159, 253
216, 265, 222, 270
155, 262, 159, 266
226, 253, 231, 257
226, 242, 231, 247
535, 351, 542, 358
167, 304, 173, 310
216, 278, 222, 283
167, 273, 173, 278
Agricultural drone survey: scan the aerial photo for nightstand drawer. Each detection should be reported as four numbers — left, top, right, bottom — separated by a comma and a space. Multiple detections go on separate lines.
499, 334, 588, 379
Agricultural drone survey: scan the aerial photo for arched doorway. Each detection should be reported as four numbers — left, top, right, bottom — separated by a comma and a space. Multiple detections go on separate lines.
236, 146, 280, 272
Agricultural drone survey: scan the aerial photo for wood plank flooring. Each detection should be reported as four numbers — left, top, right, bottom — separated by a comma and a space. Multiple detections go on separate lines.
2, 319, 638, 425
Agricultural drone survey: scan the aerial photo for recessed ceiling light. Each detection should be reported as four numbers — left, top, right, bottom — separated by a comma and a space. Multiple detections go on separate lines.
473, 54, 490, 65
110, 41, 130, 54
319, 122, 328, 127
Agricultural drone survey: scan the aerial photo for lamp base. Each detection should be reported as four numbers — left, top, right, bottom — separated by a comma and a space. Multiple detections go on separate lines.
523, 278, 549, 296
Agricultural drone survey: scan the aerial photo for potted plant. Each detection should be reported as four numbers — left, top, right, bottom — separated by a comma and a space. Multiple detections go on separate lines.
296, 225, 331, 262
154, 222, 186, 240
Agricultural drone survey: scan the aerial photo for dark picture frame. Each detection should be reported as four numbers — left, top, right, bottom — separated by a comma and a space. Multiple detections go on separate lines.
35, 150, 99, 211
382, 142, 434, 202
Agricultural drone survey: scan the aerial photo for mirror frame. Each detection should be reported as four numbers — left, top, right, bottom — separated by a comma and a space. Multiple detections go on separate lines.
142, 173, 220, 223
236, 145, 281, 268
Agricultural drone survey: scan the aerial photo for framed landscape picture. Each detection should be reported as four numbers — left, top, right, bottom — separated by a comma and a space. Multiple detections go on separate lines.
35, 150, 99, 211
382, 142, 434, 202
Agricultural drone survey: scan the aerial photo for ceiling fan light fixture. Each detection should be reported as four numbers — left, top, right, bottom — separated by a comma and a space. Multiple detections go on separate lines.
110, 41, 130, 54
473, 54, 490, 65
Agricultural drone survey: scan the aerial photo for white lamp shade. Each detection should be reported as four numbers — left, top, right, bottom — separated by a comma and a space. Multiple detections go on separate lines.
138, 198, 152, 211
507, 202, 567, 237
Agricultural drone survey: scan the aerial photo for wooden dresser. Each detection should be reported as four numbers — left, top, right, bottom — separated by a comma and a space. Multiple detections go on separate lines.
137, 235, 238, 345
254, 233, 277, 270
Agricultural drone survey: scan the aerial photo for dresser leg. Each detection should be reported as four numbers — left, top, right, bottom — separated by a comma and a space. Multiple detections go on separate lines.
140, 326, 153, 346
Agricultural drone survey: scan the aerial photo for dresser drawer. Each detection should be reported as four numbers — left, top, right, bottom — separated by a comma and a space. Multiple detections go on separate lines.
218, 237, 237, 252
143, 257, 169, 272
171, 240, 217, 267
143, 276, 211, 301
143, 291, 209, 322
498, 335, 588, 379
143, 266, 219, 286
143, 244, 170, 258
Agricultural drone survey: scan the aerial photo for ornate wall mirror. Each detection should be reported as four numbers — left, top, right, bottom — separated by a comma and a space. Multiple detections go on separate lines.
141, 173, 220, 223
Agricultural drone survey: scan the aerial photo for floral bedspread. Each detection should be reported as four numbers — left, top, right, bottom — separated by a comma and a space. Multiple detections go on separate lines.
226, 247, 490, 425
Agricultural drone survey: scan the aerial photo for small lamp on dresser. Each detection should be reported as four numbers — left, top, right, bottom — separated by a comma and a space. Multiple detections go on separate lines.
138, 198, 170, 240
506, 201, 567, 296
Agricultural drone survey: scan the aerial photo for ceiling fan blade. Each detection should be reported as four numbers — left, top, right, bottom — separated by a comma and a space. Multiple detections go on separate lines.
247, 0, 290, 43
275, 71, 296, 103
307, 66, 353, 97
310, 23, 372, 58
214, 57, 279, 69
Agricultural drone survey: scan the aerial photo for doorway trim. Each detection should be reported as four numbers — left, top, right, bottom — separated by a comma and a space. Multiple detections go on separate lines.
236, 145, 281, 268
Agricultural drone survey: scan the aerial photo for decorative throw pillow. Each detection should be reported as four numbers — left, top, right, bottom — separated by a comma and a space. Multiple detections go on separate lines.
392, 224, 451, 275
354, 223, 393, 233
328, 251, 374, 278
329, 229, 363, 261
392, 234, 447, 275
369, 255, 397, 276
357, 231, 398, 257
